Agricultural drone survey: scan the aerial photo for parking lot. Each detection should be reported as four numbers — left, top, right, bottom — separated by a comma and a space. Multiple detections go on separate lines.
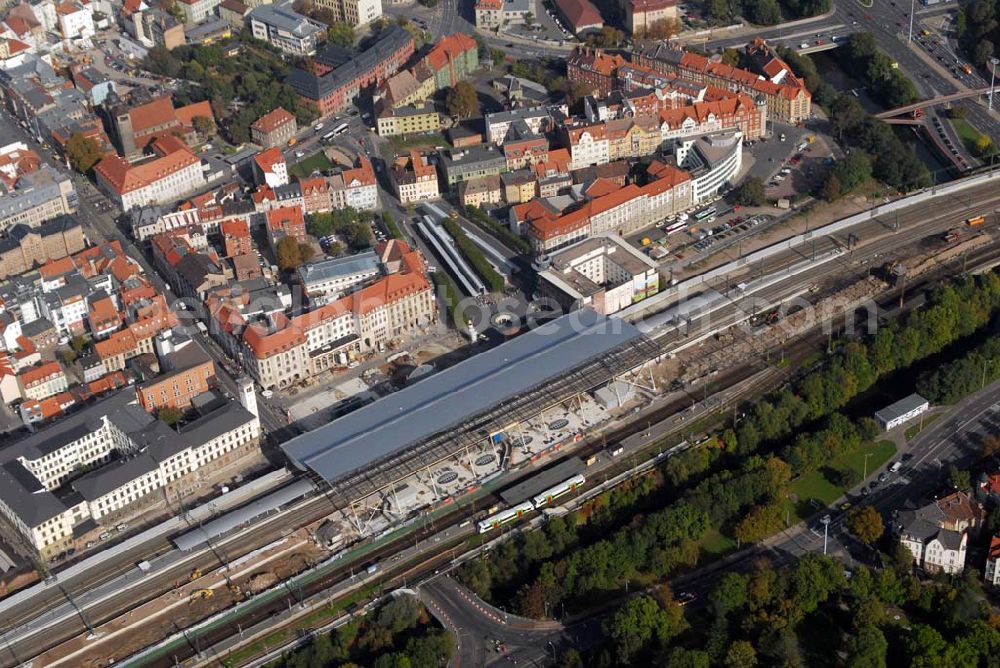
503, 0, 575, 43
763, 135, 834, 201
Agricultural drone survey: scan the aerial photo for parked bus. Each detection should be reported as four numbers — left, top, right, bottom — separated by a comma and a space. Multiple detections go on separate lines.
332, 122, 349, 136
662, 218, 687, 235
321, 131, 336, 143
693, 207, 717, 224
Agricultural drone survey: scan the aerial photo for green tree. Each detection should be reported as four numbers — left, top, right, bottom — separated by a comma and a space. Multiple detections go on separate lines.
327, 21, 355, 47
604, 595, 683, 662
558, 648, 584, 668
975, 134, 995, 158
192, 115, 215, 137
709, 572, 748, 616
158, 405, 183, 426
847, 506, 884, 545
735, 177, 766, 207
721, 48, 742, 67
733, 504, 784, 544
446, 81, 479, 119
833, 151, 872, 194
58, 348, 77, 366
66, 133, 103, 173
724, 640, 758, 668
821, 173, 842, 201
947, 464, 971, 491
276, 235, 303, 270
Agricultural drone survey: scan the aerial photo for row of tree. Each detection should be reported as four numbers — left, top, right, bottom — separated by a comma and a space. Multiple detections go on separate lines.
441, 218, 505, 293
381, 212, 405, 242
430, 270, 465, 329
273, 596, 453, 668
707, 0, 829, 26
918, 325, 1000, 403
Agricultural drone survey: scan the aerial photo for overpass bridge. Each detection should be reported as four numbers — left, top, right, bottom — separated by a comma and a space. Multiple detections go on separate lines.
875, 87, 994, 119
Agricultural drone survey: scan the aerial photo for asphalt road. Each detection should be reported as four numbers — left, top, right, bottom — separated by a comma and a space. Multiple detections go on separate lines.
419, 575, 599, 667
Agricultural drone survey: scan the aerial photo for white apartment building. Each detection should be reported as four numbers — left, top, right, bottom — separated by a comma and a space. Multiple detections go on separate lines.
896, 491, 982, 576
177, 0, 221, 23
485, 107, 555, 145
57, 2, 95, 40
335, 174, 378, 211
537, 235, 660, 316
564, 125, 610, 171
18, 362, 68, 402
94, 145, 206, 212
674, 131, 743, 204
985, 537, 1000, 586
0, 385, 260, 557
316, 0, 383, 26
390, 152, 439, 205
249, 2, 325, 55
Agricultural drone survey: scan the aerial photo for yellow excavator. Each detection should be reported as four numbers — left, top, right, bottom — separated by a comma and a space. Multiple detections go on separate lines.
189, 568, 201, 581
189, 589, 213, 600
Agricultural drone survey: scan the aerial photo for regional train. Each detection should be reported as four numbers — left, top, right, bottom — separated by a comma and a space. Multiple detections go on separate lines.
477, 474, 587, 534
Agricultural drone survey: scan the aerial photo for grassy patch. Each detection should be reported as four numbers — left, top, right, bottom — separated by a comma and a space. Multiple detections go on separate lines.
698, 527, 736, 558
953, 118, 989, 155
904, 412, 940, 441
838, 439, 896, 480
787, 440, 896, 521
386, 132, 447, 156
290, 151, 334, 178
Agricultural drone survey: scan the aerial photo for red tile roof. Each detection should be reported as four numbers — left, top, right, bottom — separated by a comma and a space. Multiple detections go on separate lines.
251, 107, 295, 134
553, 0, 603, 29
254, 147, 285, 174
39, 256, 75, 280
95, 328, 138, 360
343, 156, 376, 187
95, 143, 200, 196
220, 218, 251, 238
266, 205, 305, 237
19, 361, 63, 387
423, 33, 478, 73
128, 97, 179, 135
88, 371, 128, 395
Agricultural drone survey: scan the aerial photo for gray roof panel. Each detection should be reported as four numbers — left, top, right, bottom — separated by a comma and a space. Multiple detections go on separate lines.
281, 310, 641, 483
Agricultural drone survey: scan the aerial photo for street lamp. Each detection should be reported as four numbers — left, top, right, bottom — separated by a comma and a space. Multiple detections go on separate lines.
990, 58, 1000, 111
863, 452, 873, 479
820, 514, 831, 556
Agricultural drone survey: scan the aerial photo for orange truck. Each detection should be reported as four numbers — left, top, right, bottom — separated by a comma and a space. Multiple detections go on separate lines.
966, 215, 985, 226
